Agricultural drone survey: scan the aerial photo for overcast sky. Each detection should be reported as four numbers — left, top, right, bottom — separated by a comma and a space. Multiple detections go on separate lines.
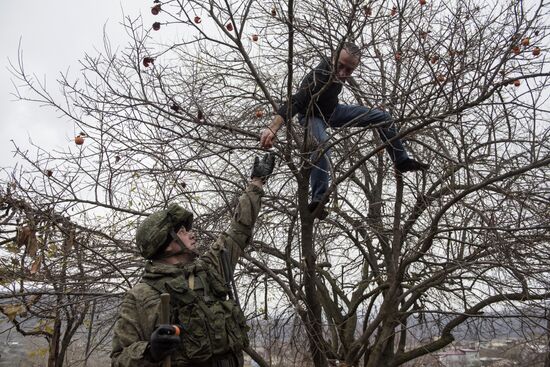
0, 1, 147, 171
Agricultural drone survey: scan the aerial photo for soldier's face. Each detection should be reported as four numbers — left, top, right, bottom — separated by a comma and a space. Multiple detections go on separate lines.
176, 227, 197, 251
336, 49, 359, 81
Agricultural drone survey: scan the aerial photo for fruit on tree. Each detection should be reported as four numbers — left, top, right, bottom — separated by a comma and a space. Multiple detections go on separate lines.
75, 135, 85, 145
363, 5, 372, 16
143, 57, 155, 67
153, 22, 161, 31
194, 16, 201, 24
151, 4, 161, 15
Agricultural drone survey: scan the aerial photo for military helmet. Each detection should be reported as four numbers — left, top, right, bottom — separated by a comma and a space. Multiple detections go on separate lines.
135, 203, 193, 259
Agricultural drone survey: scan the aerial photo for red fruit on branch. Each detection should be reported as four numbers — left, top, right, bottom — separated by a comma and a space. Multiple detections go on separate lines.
271, 7, 277, 16
430, 55, 439, 64
532, 46, 541, 56
46, 170, 53, 177
255, 109, 264, 118
512, 45, 521, 55
394, 52, 402, 61
391, 6, 397, 16
521, 37, 530, 47
363, 5, 372, 16
194, 16, 201, 24
142, 57, 155, 67
75, 135, 84, 145
420, 0, 427, 5
513, 79, 520, 87
226, 22, 234, 32
151, 4, 161, 15
252, 34, 259, 42
153, 22, 161, 31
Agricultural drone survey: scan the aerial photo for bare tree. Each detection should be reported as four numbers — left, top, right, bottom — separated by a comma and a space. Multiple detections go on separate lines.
2, 0, 549, 366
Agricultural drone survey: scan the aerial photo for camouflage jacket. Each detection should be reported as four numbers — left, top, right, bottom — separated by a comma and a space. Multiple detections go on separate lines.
111, 184, 264, 367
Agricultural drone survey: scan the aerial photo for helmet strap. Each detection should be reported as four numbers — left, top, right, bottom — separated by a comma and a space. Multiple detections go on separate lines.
167, 228, 198, 259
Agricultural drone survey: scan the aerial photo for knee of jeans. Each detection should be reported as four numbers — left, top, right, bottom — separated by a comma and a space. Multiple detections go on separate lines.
306, 121, 329, 143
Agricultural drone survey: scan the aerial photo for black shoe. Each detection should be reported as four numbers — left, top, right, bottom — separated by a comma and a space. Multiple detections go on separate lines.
308, 201, 329, 220
395, 158, 429, 173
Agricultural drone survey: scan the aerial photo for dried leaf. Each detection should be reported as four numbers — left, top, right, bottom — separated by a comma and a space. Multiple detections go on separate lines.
27, 236, 38, 257
16, 226, 31, 248
0, 304, 26, 322
27, 294, 41, 306
30, 257, 41, 274
64, 227, 75, 252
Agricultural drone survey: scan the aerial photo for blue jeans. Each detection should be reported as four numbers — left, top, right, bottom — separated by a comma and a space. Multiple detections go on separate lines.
300, 104, 409, 203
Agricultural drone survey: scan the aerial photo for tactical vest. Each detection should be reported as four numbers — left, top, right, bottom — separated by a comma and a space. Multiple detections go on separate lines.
141, 260, 249, 364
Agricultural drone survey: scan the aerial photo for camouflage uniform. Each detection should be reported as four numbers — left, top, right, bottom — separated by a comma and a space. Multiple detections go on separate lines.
111, 184, 264, 367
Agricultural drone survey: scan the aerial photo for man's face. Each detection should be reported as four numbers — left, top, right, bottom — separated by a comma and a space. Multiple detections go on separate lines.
336, 49, 360, 81
175, 227, 197, 252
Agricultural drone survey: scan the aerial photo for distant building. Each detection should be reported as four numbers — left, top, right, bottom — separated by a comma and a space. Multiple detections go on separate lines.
434, 348, 481, 367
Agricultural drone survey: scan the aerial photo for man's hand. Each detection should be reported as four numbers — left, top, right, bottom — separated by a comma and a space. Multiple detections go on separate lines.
260, 127, 276, 149
148, 324, 181, 362
251, 152, 276, 183
259, 115, 284, 148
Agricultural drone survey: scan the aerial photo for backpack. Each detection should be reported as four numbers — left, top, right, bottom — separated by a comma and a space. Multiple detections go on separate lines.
141, 260, 249, 364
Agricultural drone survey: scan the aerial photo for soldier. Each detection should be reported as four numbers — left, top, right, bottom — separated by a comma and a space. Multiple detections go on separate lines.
111, 153, 275, 367
260, 42, 428, 219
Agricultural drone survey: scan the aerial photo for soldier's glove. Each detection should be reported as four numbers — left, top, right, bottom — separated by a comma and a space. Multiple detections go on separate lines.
148, 324, 181, 362
251, 152, 276, 183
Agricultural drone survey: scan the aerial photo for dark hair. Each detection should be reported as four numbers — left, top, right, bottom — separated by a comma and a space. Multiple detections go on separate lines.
342, 42, 362, 60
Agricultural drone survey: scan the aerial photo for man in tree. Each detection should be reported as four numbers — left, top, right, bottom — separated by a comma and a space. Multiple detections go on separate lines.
111, 153, 275, 367
260, 42, 428, 219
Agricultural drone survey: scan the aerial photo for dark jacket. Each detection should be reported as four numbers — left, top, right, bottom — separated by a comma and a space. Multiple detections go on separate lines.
276, 57, 343, 123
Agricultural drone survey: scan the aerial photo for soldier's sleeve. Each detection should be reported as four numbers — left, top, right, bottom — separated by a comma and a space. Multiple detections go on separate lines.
203, 183, 264, 273
111, 288, 160, 367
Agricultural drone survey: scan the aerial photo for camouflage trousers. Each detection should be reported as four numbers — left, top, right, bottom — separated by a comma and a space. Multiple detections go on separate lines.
192, 352, 243, 367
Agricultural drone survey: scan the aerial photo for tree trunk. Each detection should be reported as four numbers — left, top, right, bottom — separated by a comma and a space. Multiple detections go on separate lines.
545, 309, 550, 367
48, 314, 62, 367
302, 218, 328, 367
297, 170, 328, 367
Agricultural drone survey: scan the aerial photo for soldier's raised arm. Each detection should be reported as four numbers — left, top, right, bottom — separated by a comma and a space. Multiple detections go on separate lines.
204, 153, 275, 272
